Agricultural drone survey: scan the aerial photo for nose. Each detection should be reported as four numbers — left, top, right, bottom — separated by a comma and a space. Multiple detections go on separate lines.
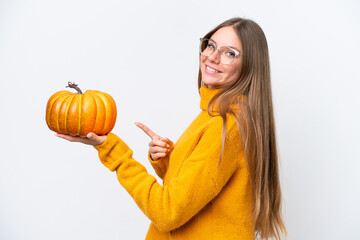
207, 49, 221, 64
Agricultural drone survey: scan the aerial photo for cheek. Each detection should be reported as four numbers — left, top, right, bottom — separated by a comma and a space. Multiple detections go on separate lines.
200, 56, 207, 73
225, 65, 241, 82
200, 55, 206, 67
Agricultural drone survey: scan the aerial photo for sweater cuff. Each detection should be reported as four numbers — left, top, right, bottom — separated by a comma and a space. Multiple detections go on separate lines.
94, 133, 133, 172
148, 151, 158, 162
148, 151, 163, 168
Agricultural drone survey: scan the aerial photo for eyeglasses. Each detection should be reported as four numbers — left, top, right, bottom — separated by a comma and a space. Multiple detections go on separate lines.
199, 38, 241, 65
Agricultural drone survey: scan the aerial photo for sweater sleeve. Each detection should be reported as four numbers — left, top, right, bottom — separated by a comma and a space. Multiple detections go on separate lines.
148, 152, 169, 180
94, 118, 242, 232
147, 139, 174, 180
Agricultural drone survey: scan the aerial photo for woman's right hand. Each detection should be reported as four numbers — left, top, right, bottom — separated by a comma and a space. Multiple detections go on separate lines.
135, 122, 173, 161
56, 132, 107, 146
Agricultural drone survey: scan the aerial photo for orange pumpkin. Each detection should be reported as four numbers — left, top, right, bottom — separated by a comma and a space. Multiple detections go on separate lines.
46, 82, 117, 136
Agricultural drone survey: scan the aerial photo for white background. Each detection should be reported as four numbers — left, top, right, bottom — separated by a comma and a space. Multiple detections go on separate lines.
0, 0, 359, 239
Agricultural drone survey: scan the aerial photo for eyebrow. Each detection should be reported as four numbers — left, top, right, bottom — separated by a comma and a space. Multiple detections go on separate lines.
209, 38, 241, 53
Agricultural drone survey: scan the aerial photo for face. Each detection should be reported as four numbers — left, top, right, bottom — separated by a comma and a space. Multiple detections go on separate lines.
200, 26, 243, 89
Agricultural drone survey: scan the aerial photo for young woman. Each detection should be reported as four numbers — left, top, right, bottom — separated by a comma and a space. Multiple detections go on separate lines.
57, 17, 287, 240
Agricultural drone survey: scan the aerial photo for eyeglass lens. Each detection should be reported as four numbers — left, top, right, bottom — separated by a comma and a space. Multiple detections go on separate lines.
200, 39, 237, 64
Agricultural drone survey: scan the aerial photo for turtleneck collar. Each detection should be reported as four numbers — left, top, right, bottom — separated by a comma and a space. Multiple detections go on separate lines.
199, 85, 222, 111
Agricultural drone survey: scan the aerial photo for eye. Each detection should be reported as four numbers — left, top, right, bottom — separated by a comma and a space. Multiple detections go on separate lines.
225, 50, 236, 58
207, 43, 216, 49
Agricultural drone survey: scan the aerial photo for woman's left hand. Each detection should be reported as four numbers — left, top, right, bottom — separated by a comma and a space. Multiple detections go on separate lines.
56, 132, 107, 146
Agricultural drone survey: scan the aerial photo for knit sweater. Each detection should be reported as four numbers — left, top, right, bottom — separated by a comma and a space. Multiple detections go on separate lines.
94, 85, 254, 239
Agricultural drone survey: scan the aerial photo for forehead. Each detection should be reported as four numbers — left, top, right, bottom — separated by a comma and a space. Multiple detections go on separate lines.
211, 26, 242, 50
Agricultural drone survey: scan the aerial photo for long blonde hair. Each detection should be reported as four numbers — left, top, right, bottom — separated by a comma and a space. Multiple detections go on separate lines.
198, 18, 287, 240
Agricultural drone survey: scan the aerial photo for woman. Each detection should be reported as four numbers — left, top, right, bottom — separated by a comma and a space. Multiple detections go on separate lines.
57, 17, 287, 239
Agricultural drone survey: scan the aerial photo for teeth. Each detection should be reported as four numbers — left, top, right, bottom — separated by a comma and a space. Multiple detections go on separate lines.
207, 66, 218, 73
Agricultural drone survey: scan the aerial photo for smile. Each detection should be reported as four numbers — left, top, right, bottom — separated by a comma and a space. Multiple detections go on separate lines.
206, 65, 221, 73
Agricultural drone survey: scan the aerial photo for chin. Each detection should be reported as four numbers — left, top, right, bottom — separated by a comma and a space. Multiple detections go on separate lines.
202, 82, 218, 89
202, 78, 217, 87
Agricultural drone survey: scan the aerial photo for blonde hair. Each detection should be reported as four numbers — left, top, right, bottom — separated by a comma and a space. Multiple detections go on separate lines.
198, 18, 287, 240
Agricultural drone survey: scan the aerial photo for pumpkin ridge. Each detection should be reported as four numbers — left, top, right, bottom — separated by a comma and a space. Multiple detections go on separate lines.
91, 93, 106, 134
56, 95, 70, 133
65, 95, 75, 135
99, 94, 107, 134
91, 93, 98, 134
97, 91, 115, 135
109, 93, 117, 132
47, 94, 62, 131
106, 92, 117, 134
46, 91, 70, 130
78, 94, 82, 136
58, 95, 72, 134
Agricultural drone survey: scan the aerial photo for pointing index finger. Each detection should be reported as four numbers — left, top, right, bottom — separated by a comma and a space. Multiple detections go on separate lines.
135, 122, 159, 140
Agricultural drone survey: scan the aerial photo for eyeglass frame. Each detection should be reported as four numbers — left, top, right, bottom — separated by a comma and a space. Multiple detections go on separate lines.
199, 38, 241, 64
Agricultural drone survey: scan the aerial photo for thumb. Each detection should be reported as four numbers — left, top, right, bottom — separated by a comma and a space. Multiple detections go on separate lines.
162, 137, 174, 147
87, 132, 105, 145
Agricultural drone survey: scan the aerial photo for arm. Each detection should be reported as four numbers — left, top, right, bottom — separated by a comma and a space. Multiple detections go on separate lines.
95, 118, 242, 232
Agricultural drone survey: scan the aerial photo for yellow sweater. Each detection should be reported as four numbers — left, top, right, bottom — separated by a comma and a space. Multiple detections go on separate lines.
94, 86, 254, 239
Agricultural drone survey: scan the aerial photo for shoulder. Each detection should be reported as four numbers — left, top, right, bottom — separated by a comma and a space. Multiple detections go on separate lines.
206, 113, 239, 130
202, 113, 241, 142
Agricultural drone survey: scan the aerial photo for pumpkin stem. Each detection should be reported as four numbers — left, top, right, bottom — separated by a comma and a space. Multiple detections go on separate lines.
66, 82, 83, 94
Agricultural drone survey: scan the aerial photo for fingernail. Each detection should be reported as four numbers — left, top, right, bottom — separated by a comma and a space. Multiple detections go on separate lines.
167, 144, 170, 148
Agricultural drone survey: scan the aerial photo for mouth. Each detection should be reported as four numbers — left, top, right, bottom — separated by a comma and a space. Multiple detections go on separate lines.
205, 64, 221, 73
